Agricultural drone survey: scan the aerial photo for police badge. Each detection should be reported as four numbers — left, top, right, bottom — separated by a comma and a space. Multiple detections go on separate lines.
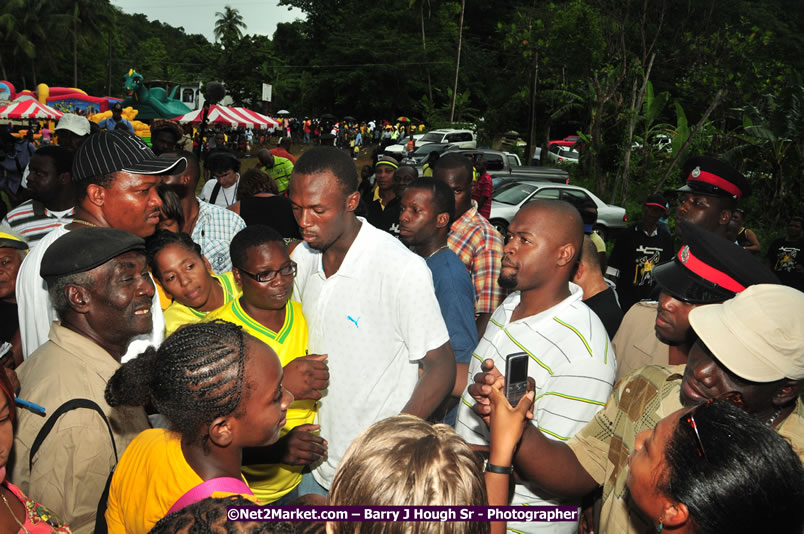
680, 245, 690, 263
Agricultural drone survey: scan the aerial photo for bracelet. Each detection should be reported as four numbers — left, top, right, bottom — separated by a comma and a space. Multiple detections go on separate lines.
484, 459, 514, 474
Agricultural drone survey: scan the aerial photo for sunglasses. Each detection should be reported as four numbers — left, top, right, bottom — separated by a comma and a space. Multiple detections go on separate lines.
681, 391, 745, 461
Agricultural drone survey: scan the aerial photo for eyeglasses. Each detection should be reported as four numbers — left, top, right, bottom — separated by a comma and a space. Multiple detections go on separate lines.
681, 391, 744, 461
237, 261, 297, 283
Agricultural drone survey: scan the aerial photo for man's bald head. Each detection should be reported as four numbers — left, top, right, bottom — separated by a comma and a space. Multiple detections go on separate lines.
499, 200, 584, 292
520, 199, 583, 264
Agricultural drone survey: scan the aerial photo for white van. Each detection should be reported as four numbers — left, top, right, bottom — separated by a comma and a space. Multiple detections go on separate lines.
415, 129, 476, 149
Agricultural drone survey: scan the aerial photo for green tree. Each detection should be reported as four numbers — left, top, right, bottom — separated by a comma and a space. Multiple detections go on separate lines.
67, 0, 114, 87
214, 6, 246, 49
729, 82, 804, 217
0, 0, 35, 83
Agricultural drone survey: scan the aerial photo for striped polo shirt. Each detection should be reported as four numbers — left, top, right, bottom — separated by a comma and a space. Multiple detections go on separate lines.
456, 283, 617, 533
2, 199, 74, 249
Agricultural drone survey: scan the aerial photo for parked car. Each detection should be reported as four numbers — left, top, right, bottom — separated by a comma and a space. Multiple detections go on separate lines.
488, 181, 628, 239
415, 129, 477, 149
631, 133, 672, 153
545, 143, 580, 165
491, 172, 569, 191
400, 143, 456, 173
383, 134, 424, 158
443, 148, 570, 183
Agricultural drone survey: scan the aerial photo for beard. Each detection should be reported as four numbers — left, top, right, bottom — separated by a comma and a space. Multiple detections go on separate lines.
498, 273, 518, 289
655, 327, 698, 347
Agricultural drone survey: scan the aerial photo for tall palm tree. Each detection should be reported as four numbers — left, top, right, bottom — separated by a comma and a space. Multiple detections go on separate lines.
68, 0, 113, 87
0, 0, 35, 82
214, 6, 246, 48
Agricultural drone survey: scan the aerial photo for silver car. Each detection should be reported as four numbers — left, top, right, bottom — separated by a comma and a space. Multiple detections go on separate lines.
488, 181, 628, 241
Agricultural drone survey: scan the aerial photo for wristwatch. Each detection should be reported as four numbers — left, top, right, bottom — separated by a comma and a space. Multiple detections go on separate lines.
483, 458, 514, 474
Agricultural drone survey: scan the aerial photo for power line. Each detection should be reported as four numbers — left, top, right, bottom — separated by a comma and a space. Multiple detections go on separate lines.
111, 58, 453, 69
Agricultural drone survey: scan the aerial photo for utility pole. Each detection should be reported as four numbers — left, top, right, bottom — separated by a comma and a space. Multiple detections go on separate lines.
107, 33, 112, 96
526, 51, 539, 166
449, 0, 465, 123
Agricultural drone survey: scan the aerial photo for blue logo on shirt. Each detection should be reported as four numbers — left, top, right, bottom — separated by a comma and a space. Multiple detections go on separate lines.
347, 315, 360, 328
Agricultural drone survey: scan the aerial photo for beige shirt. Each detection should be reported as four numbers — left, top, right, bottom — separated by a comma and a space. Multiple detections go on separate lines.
9, 323, 150, 534
612, 301, 668, 381
567, 365, 804, 534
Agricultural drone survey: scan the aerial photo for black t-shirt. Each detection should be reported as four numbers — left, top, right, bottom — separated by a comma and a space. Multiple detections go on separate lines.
0, 300, 18, 344
239, 195, 301, 239
767, 237, 804, 291
366, 196, 401, 238
608, 225, 675, 312
584, 287, 623, 340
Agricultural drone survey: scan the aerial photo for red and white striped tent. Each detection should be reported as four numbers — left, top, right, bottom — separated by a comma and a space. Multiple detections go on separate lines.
0, 98, 63, 120
171, 105, 278, 130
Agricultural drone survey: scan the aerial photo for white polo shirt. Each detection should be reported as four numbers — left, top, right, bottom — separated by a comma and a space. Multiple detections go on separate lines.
17, 226, 165, 361
455, 284, 617, 534
292, 218, 450, 489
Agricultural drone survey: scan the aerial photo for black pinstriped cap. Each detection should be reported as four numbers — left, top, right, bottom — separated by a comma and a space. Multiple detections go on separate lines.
71, 130, 187, 183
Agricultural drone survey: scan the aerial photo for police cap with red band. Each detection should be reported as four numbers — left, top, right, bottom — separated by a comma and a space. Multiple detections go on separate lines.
653, 222, 779, 304
676, 156, 751, 200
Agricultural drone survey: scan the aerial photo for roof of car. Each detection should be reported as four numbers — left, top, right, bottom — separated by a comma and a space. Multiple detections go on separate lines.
427, 128, 474, 134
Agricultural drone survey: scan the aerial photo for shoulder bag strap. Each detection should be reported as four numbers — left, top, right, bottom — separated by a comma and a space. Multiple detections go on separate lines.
29, 398, 118, 473
209, 181, 222, 205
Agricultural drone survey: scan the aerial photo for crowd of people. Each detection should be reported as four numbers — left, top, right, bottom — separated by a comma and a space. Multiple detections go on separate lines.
0, 111, 800, 534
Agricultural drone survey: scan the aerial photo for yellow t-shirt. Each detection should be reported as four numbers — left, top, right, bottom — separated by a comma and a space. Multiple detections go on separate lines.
153, 276, 173, 311
163, 272, 240, 336
206, 299, 315, 503
105, 428, 257, 534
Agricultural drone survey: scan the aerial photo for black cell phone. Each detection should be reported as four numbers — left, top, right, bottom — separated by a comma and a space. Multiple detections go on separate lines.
504, 352, 529, 406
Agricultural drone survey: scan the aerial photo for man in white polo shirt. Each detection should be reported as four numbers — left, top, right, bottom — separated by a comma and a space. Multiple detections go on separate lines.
455, 200, 617, 534
288, 146, 456, 494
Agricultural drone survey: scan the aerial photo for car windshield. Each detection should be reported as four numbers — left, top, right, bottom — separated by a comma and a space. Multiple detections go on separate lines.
559, 149, 580, 160
420, 132, 444, 143
413, 144, 445, 156
492, 183, 537, 205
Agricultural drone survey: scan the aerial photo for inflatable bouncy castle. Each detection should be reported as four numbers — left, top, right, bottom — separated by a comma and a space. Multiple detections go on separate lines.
6, 83, 121, 115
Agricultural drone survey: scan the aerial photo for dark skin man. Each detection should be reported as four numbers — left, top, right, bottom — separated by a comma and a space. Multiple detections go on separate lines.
161, 151, 203, 235
434, 160, 503, 338
288, 164, 455, 418
27, 151, 74, 213
62, 250, 156, 361
675, 192, 733, 237
399, 182, 473, 401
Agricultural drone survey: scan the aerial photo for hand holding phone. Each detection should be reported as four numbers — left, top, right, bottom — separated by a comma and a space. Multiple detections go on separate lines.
504, 352, 529, 406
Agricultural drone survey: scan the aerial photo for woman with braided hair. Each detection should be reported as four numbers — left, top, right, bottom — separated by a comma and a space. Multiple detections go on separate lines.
102, 320, 292, 534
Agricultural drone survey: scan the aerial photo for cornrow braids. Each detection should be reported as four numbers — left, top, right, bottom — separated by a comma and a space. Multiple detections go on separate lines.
106, 320, 251, 446
149, 495, 296, 533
